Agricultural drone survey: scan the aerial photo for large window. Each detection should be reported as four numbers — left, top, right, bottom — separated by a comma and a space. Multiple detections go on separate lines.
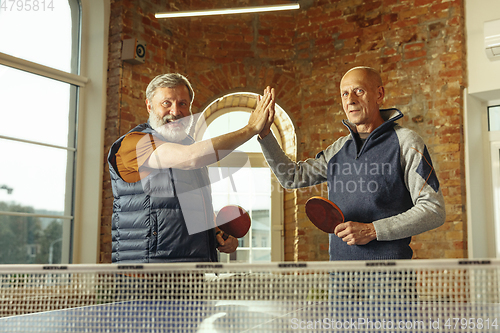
201, 110, 284, 263
0, 0, 81, 263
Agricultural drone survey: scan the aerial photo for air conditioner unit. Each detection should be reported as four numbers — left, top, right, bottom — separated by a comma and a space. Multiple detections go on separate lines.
484, 19, 500, 60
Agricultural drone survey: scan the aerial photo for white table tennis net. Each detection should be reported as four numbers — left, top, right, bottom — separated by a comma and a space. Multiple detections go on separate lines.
1, 259, 499, 332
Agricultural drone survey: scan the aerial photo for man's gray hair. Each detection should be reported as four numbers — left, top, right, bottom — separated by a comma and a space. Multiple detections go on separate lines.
145, 73, 195, 106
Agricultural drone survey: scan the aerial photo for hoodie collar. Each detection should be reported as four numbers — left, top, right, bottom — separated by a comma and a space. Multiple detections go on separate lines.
342, 108, 403, 135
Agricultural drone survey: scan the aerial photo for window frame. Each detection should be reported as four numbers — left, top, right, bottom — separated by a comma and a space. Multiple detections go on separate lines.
0, 0, 110, 263
487, 105, 500, 131
71, 0, 110, 263
0, 1, 83, 264
196, 105, 284, 262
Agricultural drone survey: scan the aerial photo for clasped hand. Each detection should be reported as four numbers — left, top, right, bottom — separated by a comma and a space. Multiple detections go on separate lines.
334, 221, 377, 246
216, 233, 238, 253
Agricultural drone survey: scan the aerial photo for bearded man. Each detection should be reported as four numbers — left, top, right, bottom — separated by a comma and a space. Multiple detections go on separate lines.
108, 73, 273, 263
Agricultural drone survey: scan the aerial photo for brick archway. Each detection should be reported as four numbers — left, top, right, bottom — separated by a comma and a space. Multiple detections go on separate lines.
194, 91, 308, 261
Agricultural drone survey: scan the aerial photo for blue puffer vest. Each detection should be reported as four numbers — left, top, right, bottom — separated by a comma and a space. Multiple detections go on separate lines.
107, 123, 218, 263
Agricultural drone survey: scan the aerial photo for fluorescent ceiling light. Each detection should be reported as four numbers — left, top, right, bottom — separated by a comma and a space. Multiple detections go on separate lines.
155, 3, 300, 19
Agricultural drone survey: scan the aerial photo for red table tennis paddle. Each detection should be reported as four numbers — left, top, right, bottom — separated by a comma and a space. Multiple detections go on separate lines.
305, 196, 344, 233
216, 205, 251, 239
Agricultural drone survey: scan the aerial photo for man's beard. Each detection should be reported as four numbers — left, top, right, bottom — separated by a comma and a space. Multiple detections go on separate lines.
149, 109, 193, 143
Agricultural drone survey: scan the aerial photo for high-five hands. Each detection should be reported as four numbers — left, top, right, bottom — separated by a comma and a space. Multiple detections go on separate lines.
257, 86, 275, 139
248, 86, 274, 135
259, 87, 276, 139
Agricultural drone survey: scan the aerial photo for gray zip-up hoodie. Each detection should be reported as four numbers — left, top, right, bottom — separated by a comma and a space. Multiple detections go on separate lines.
259, 108, 445, 260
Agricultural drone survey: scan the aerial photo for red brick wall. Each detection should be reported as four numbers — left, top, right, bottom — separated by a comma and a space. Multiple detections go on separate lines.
100, 0, 467, 262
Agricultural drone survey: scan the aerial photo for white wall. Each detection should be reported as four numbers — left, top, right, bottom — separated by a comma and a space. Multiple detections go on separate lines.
466, 0, 500, 98
465, 0, 500, 258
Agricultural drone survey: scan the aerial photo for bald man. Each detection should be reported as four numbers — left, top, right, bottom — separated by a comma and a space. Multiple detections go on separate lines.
258, 66, 445, 261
